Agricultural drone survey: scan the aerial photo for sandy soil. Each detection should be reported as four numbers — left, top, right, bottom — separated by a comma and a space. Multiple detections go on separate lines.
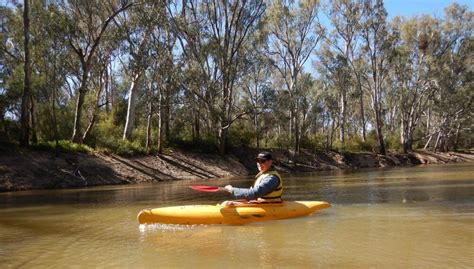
0, 148, 472, 192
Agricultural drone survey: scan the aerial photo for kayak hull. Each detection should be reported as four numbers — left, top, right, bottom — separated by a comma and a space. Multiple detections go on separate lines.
137, 201, 331, 225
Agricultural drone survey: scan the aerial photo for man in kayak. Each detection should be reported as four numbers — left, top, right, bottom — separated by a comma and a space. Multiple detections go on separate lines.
223, 151, 283, 204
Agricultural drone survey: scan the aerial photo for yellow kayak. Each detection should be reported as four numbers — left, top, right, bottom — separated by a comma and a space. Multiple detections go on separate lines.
137, 201, 331, 225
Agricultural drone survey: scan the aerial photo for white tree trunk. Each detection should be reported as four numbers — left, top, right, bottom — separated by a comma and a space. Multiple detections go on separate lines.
123, 73, 140, 140
339, 90, 346, 142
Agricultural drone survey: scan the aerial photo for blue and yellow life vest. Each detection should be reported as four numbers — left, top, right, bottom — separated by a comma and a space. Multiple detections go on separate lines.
254, 169, 283, 202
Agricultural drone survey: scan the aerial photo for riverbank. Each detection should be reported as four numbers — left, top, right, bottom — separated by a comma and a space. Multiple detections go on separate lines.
0, 148, 472, 192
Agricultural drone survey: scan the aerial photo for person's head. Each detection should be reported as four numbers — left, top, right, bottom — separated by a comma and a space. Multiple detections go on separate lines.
255, 151, 273, 172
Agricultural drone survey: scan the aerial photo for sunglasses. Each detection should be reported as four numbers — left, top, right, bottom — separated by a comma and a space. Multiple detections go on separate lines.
256, 159, 268, 164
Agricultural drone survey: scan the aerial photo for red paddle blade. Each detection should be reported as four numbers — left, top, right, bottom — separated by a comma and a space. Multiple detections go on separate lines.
190, 185, 220, 192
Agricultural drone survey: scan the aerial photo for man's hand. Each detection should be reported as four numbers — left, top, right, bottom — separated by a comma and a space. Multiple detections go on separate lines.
224, 185, 233, 193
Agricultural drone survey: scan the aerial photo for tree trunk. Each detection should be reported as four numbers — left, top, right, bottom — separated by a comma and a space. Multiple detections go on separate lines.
433, 131, 442, 153
339, 89, 346, 142
145, 81, 153, 154
254, 113, 260, 148
400, 118, 413, 153
145, 103, 152, 154
71, 86, 86, 144
426, 106, 431, 136
218, 81, 232, 155
82, 112, 97, 143
400, 124, 413, 154
218, 127, 228, 155
375, 111, 386, 155
295, 109, 300, 153
442, 134, 449, 152
105, 62, 110, 114
52, 63, 59, 156
356, 70, 366, 142
192, 102, 200, 142
29, 93, 37, 144
71, 63, 90, 143
123, 73, 140, 141
82, 84, 104, 142
373, 94, 386, 155
424, 132, 434, 150
157, 87, 164, 154
329, 119, 336, 151
108, 64, 114, 113
371, 77, 386, 155
289, 108, 293, 148
19, 0, 31, 147
453, 122, 461, 151
164, 84, 171, 142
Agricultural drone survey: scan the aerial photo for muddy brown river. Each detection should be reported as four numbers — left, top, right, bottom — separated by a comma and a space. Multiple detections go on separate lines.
1, 163, 472, 268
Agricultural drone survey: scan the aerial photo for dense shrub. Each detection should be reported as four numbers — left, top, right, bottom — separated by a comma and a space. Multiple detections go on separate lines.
228, 128, 254, 148
168, 136, 218, 153
385, 129, 402, 151
301, 133, 327, 151
32, 140, 93, 154
332, 135, 377, 153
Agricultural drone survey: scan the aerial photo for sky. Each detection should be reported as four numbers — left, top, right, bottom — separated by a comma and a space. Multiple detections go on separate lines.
383, 0, 473, 18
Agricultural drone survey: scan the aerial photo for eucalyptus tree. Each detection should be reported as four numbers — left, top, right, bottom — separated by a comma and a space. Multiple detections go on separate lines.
231, 18, 272, 148
116, 1, 166, 141
3, 0, 46, 146
18, 0, 31, 146
241, 55, 274, 148
169, 0, 266, 154
426, 4, 473, 151
1, 2, 61, 145
81, 43, 117, 143
266, 0, 325, 153
316, 41, 353, 144
388, 15, 439, 153
0, 5, 23, 141
297, 72, 318, 142
315, 77, 339, 150
325, 0, 366, 142
358, 0, 391, 155
63, 0, 133, 144
151, 26, 179, 153
29, 3, 73, 150
0, 6, 8, 136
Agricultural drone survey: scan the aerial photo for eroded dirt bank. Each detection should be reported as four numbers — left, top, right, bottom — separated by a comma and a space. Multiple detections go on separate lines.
0, 148, 472, 192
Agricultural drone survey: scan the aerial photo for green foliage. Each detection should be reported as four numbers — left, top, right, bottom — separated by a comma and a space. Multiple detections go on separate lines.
1, 1, 471, 157
411, 128, 426, 150
0, 141, 19, 152
87, 114, 122, 146
0, 119, 19, 144
168, 136, 218, 154
228, 126, 254, 148
31, 140, 93, 154
332, 136, 376, 153
385, 130, 402, 151
86, 115, 146, 156
267, 133, 292, 150
301, 133, 327, 151
97, 139, 147, 156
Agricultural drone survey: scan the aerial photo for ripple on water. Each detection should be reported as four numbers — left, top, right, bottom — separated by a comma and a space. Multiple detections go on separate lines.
138, 223, 209, 232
